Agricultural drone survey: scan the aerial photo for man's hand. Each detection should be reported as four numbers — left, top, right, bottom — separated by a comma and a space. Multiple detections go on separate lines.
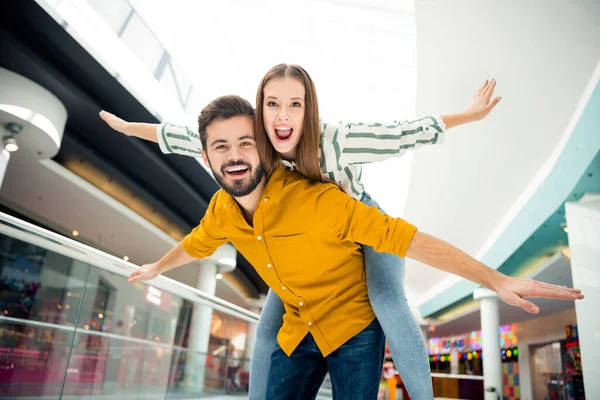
99, 110, 129, 135
128, 262, 161, 283
493, 276, 584, 314
464, 79, 501, 122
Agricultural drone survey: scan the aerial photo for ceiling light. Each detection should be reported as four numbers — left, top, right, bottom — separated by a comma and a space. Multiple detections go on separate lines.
123, 256, 129, 261
4, 137, 18, 152
563, 227, 568, 233
215, 273, 223, 280
72, 230, 79, 236
3, 122, 22, 152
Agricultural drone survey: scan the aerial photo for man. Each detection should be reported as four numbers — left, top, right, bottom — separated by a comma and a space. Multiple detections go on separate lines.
127, 95, 583, 399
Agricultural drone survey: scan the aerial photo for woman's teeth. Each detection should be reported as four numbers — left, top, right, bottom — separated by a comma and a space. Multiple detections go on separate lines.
275, 127, 293, 140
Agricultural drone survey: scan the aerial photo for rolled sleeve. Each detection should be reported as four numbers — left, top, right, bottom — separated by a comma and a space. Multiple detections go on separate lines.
316, 185, 417, 258
181, 192, 228, 258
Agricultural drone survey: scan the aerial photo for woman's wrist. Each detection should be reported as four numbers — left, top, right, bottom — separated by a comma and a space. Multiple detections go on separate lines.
441, 111, 476, 130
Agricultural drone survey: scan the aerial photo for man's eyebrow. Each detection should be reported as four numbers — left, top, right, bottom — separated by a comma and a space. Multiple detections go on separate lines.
210, 139, 228, 146
239, 135, 255, 141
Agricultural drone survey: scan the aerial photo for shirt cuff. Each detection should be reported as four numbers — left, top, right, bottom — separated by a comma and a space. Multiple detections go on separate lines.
425, 115, 446, 146
396, 224, 418, 259
157, 124, 171, 154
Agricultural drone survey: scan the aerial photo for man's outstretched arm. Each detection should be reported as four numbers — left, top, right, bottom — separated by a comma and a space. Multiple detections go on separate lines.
406, 231, 583, 314
128, 242, 196, 283
317, 186, 584, 314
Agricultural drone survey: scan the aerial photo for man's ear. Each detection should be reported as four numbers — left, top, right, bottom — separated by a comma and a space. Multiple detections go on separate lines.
201, 150, 210, 166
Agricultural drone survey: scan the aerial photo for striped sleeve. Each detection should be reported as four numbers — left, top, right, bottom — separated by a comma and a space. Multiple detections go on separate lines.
334, 115, 446, 165
156, 123, 203, 156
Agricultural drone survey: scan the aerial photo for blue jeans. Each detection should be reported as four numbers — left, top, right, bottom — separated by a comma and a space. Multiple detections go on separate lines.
250, 192, 433, 400
265, 319, 385, 400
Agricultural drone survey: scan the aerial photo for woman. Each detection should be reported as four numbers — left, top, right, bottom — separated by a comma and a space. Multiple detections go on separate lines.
100, 64, 500, 399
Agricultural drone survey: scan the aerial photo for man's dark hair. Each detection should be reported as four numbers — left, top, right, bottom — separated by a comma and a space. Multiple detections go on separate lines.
198, 95, 256, 149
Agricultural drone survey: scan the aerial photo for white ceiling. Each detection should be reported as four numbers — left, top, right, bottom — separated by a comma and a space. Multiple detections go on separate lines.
405, 0, 600, 306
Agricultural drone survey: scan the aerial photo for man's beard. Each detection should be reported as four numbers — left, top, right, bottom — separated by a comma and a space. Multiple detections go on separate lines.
211, 160, 264, 197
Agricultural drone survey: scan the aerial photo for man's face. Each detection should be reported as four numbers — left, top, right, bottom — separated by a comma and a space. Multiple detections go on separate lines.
202, 116, 264, 197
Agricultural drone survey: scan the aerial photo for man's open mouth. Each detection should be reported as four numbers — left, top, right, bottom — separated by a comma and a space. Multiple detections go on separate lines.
224, 164, 250, 178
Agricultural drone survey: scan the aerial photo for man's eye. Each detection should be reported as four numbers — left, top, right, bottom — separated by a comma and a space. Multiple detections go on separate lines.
216, 145, 227, 150
241, 142, 252, 147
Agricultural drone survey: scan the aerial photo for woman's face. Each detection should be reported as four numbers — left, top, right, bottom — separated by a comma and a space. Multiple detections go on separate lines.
262, 77, 306, 160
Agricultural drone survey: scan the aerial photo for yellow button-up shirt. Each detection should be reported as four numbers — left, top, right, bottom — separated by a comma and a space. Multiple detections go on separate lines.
182, 167, 417, 357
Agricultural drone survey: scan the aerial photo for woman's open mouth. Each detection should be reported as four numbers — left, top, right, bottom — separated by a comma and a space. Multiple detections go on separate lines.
274, 126, 293, 143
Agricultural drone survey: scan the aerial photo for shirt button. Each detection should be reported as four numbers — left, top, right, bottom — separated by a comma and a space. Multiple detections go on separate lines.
308, 321, 313, 326
267, 264, 272, 268
257, 236, 262, 240
264, 197, 269, 202
282, 286, 286, 290
299, 302, 304, 306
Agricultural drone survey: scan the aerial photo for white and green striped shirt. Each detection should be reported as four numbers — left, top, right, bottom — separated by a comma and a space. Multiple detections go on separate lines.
156, 116, 446, 199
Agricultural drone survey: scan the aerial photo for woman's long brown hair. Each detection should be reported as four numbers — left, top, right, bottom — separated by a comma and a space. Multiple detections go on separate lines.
255, 64, 325, 182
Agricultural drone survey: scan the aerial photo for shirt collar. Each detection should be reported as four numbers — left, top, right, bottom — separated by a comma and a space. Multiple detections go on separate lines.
280, 159, 297, 171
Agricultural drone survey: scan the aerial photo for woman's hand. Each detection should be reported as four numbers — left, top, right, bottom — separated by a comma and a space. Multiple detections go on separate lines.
464, 79, 501, 122
99, 110, 130, 135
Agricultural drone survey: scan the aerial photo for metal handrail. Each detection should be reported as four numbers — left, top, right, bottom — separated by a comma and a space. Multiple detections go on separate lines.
0, 212, 259, 323
431, 372, 484, 380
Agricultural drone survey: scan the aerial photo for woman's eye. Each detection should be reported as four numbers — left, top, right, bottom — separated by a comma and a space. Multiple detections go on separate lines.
266, 101, 277, 107
291, 102, 302, 107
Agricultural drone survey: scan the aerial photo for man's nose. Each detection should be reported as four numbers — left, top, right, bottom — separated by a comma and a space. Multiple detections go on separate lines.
227, 146, 242, 161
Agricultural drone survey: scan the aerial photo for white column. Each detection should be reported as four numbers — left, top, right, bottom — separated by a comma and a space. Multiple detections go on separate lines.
185, 259, 218, 391
517, 342, 533, 400
566, 193, 600, 399
450, 349, 459, 375
0, 149, 10, 190
474, 288, 502, 400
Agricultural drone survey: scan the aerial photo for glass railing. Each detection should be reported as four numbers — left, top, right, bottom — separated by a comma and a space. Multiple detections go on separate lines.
0, 211, 259, 399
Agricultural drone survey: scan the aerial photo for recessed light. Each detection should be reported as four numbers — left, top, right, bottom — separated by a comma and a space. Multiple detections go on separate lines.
563, 227, 568, 233
123, 256, 129, 261
72, 230, 79, 237
216, 273, 223, 280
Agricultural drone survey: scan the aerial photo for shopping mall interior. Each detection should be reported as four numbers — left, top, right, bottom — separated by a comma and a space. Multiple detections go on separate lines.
0, 0, 599, 399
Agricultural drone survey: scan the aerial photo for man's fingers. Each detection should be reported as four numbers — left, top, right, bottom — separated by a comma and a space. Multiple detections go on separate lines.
520, 298, 540, 314
538, 281, 581, 294
128, 270, 141, 283
522, 281, 584, 300
507, 292, 540, 314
